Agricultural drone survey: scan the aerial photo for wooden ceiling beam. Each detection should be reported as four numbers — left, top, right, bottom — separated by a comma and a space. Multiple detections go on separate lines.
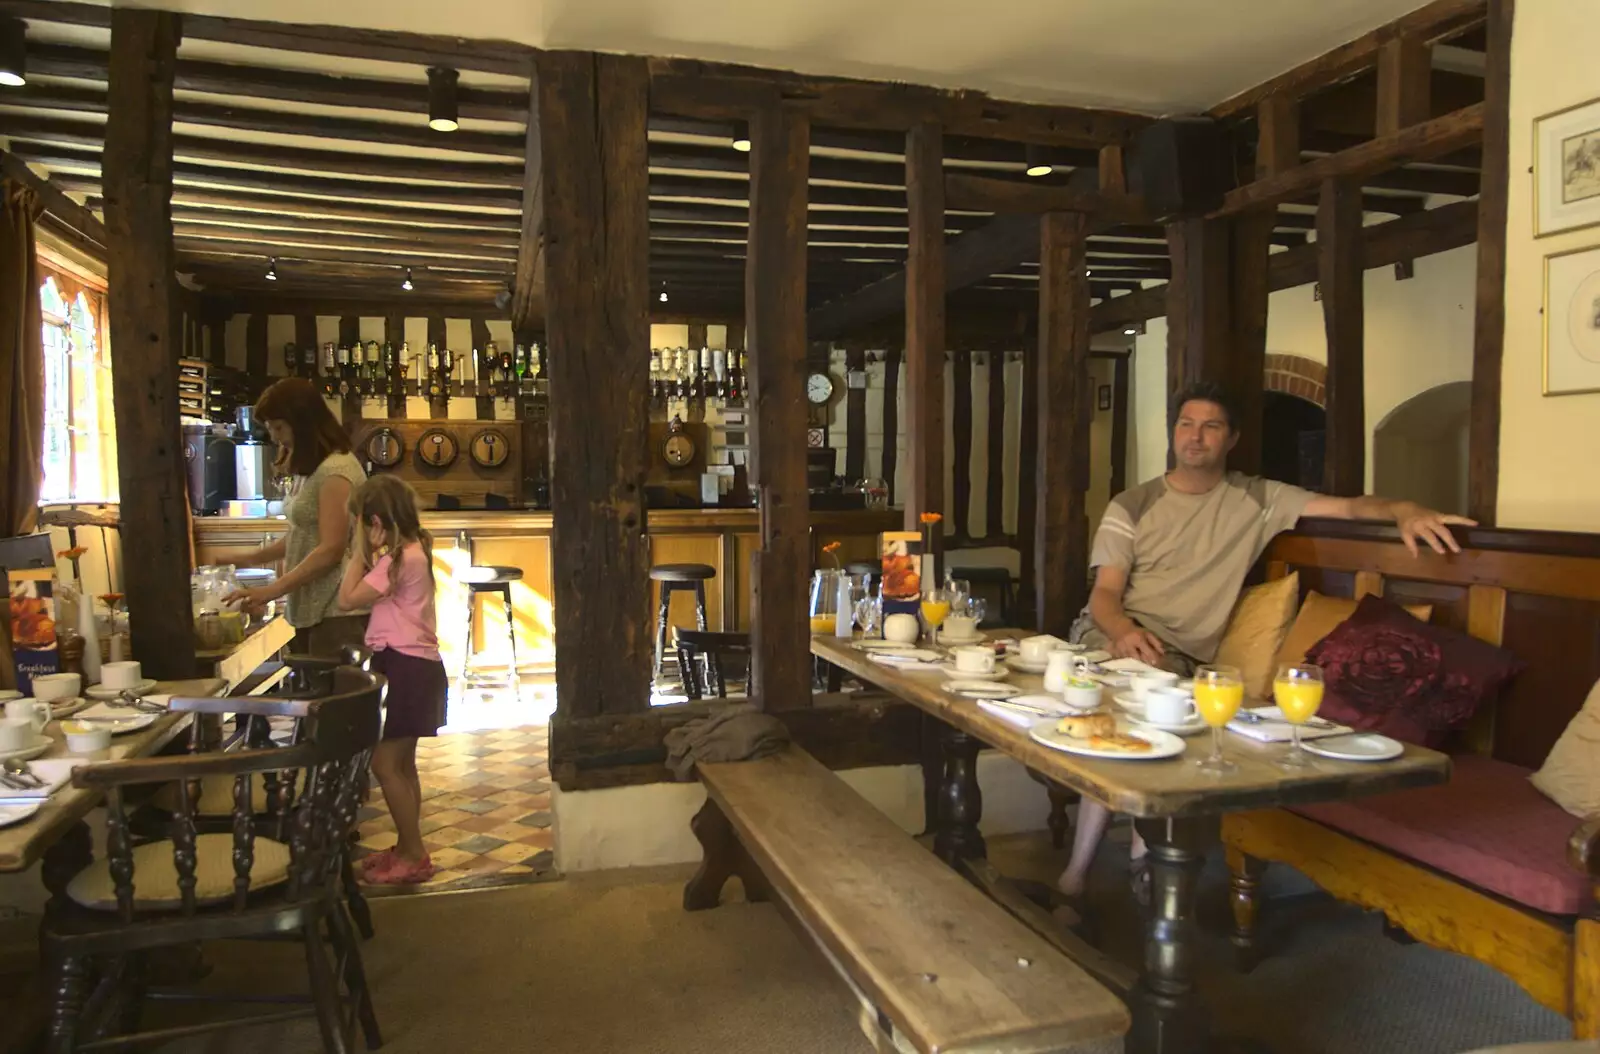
647, 201, 991, 231
943, 173, 1144, 219
213, 291, 508, 316
647, 58, 1148, 148
649, 141, 1087, 190
166, 208, 521, 249
1209, 0, 1486, 119
173, 224, 518, 261
4, 116, 525, 187
176, 238, 515, 273
96, 187, 522, 230
0, 145, 105, 247
25, 41, 529, 121
648, 174, 907, 210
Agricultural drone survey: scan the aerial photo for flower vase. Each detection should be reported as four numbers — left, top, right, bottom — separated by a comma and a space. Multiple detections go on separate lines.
76, 589, 101, 683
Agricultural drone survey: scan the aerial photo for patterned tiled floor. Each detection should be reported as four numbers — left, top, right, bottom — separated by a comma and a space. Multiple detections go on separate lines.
353, 709, 559, 896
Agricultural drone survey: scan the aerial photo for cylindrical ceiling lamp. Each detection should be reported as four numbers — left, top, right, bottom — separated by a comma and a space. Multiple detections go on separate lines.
731, 120, 751, 153
0, 18, 27, 88
427, 67, 460, 132
1024, 145, 1052, 178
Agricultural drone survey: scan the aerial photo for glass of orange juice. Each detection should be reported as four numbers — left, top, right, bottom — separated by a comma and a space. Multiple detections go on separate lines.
1273, 663, 1325, 769
920, 587, 951, 649
1192, 663, 1244, 774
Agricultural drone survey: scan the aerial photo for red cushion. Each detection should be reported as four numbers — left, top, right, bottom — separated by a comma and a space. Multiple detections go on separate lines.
1292, 755, 1588, 915
1306, 594, 1525, 747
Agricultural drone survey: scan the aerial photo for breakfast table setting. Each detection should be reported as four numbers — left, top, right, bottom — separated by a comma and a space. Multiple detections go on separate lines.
811, 625, 1452, 1054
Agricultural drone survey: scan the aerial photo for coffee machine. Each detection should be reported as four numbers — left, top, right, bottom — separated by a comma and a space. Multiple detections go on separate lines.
184, 423, 236, 515
233, 405, 273, 502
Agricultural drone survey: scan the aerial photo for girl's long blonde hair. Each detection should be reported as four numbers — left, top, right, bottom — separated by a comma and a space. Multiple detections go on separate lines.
348, 474, 434, 597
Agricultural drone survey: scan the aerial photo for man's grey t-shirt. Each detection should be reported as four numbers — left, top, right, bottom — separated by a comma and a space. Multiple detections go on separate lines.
1082, 472, 1316, 662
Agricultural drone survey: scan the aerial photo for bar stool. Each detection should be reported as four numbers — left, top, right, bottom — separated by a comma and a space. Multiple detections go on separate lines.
651, 563, 716, 683
460, 564, 523, 689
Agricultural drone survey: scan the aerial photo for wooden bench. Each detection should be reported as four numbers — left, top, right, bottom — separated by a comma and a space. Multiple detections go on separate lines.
685, 745, 1130, 1054
1222, 521, 1600, 1037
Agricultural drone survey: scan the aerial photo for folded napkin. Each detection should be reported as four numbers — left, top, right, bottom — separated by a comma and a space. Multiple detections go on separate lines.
870, 654, 939, 669
0, 758, 86, 804
1226, 706, 1352, 743
978, 700, 1039, 730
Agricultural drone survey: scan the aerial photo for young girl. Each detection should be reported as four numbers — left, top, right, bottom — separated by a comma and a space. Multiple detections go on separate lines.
338, 474, 446, 885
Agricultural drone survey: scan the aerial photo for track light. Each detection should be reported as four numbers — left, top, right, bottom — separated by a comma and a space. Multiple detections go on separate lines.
0, 18, 25, 87
427, 67, 460, 132
265, 257, 277, 281
1024, 145, 1052, 178
731, 120, 751, 153
401, 267, 414, 292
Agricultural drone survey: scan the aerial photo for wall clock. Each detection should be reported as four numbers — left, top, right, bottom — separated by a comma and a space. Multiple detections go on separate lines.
806, 372, 835, 405
469, 428, 511, 468
416, 428, 458, 469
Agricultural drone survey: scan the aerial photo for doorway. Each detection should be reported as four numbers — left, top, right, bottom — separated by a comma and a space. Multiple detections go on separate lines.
1373, 382, 1471, 516
1261, 391, 1326, 490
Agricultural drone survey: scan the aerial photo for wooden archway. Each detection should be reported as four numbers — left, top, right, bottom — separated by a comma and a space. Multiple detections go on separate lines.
1264, 354, 1327, 409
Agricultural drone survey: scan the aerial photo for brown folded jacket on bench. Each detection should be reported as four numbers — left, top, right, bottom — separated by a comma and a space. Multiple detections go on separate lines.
664, 704, 791, 781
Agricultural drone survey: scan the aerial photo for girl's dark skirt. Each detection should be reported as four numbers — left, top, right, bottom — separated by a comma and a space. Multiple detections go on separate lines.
370, 648, 447, 740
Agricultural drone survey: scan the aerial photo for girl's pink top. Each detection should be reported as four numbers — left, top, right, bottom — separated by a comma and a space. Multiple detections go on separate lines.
362, 543, 441, 661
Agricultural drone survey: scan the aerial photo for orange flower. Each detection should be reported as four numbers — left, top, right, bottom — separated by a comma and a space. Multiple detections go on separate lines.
98, 593, 124, 609
57, 547, 88, 560
821, 541, 842, 554
919, 512, 943, 525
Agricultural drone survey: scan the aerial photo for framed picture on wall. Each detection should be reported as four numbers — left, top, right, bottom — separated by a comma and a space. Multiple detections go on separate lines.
1542, 243, 1600, 396
1534, 96, 1600, 237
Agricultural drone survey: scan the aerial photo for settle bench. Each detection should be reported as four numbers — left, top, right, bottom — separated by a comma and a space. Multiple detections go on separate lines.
686, 744, 1130, 1054
1222, 521, 1600, 1037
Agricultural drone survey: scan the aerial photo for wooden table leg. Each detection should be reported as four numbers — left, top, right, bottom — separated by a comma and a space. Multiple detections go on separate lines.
1129, 816, 1210, 1054
932, 727, 985, 866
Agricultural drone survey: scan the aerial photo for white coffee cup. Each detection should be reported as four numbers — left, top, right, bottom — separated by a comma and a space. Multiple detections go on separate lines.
101, 661, 143, 691
31, 673, 80, 703
883, 613, 920, 644
944, 614, 978, 640
0, 716, 33, 751
1019, 636, 1065, 664
953, 646, 996, 674
5, 699, 49, 734
1143, 686, 1195, 725
1131, 669, 1180, 700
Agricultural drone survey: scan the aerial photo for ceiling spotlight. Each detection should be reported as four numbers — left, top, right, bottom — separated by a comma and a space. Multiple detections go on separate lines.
1123, 327, 1136, 335
0, 18, 26, 88
264, 257, 277, 281
427, 67, 460, 133
401, 267, 414, 292
1024, 145, 1052, 178
731, 120, 751, 153
659, 290, 669, 303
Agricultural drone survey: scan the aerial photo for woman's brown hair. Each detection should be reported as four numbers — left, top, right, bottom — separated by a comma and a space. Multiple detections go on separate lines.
348, 474, 434, 598
253, 377, 352, 476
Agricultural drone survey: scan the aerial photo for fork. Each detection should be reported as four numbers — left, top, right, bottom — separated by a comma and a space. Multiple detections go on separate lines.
1237, 709, 1337, 730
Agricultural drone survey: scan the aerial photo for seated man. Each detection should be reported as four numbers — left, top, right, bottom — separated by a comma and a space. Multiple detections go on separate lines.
1056, 380, 1471, 907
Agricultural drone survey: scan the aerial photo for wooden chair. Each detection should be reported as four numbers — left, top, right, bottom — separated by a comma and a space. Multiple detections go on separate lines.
39, 666, 386, 1054
673, 629, 750, 700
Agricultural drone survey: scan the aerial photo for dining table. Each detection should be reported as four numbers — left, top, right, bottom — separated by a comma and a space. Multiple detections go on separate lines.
0, 678, 228, 886
811, 633, 1452, 1054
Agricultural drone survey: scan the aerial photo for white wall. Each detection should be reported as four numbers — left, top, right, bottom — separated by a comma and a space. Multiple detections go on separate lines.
1498, 0, 1600, 530
1127, 241, 1478, 494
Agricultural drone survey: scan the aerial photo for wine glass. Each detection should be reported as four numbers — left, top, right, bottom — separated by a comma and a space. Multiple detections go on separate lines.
1192, 664, 1244, 774
853, 594, 882, 638
1273, 663, 1326, 769
921, 587, 951, 649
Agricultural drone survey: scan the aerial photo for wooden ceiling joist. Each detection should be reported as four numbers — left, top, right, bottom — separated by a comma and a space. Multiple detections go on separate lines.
179, 240, 511, 275
943, 173, 1143, 218
0, 146, 104, 247
89, 189, 523, 231
168, 209, 521, 249
173, 225, 518, 262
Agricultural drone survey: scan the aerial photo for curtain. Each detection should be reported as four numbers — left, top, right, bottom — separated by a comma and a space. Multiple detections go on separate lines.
0, 180, 44, 688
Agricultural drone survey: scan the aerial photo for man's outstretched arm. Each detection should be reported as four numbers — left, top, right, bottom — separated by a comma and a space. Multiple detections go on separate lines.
1301, 494, 1476, 556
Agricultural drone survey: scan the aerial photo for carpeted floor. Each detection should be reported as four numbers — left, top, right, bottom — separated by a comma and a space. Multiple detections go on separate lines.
134, 826, 1575, 1054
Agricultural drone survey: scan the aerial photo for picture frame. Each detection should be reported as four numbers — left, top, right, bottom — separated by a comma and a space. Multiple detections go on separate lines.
1534, 96, 1600, 238
1541, 242, 1600, 396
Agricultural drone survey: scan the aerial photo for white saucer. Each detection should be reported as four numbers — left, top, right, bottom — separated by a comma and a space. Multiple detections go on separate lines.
1131, 713, 1209, 736
1302, 733, 1405, 762
936, 663, 1009, 681
48, 698, 88, 719
0, 801, 42, 828
1003, 655, 1052, 674
853, 640, 917, 652
86, 679, 157, 701
938, 633, 987, 646
942, 680, 1023, 699
0, 735, 52, 764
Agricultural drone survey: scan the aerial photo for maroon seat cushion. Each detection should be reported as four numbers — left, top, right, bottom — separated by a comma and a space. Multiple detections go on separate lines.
1305, 594, 1525, 747
1292, 755, 1587, 915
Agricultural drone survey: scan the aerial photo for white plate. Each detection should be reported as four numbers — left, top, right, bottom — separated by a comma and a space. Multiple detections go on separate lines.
72, 710, 157, 734
49, 697, 89, 719
0, 801, 42, 828
942, 680, 1024, 699
1002, 655, 1052, 675
1029, 717, 1185, 760
0, 736, 52, 764
86, 679, 158, 701
1302, 733, 1405, 762
1131, 713, 1209, 737
853, 640, 917, 652
936, 663, 1009, 681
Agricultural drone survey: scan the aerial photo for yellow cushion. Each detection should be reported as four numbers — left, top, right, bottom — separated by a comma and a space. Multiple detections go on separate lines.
1214, 573, 1300, 700
66, 833, 291, 911
1531, 679, 1600, 818
1274, 591, 1433, 670
152, 771, 304, 817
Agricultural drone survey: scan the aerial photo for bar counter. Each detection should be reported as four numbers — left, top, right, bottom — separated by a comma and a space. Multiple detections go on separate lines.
193, 508, 899, 668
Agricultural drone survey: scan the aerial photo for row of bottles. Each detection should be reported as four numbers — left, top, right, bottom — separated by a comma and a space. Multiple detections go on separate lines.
650, 346, 746, 406
282, 341, 544, 401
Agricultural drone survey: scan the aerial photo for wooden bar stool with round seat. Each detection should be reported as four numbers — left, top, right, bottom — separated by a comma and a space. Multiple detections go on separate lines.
460, 564, 523, 691
650, 563, 716, 684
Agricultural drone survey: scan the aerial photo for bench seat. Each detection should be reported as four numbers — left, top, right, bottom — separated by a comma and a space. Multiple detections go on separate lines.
689, 745, 1129, 1054
1293, 755, 1587, 916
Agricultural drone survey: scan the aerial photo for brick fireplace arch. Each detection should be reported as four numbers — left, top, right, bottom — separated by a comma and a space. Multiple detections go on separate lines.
1264, 354, 1326, 409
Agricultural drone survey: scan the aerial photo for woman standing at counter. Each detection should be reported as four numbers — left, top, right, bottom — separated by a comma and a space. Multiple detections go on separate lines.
227, 378, 369, 654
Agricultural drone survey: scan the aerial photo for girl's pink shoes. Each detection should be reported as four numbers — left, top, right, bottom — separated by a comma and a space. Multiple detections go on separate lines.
362, 852, 434, 885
